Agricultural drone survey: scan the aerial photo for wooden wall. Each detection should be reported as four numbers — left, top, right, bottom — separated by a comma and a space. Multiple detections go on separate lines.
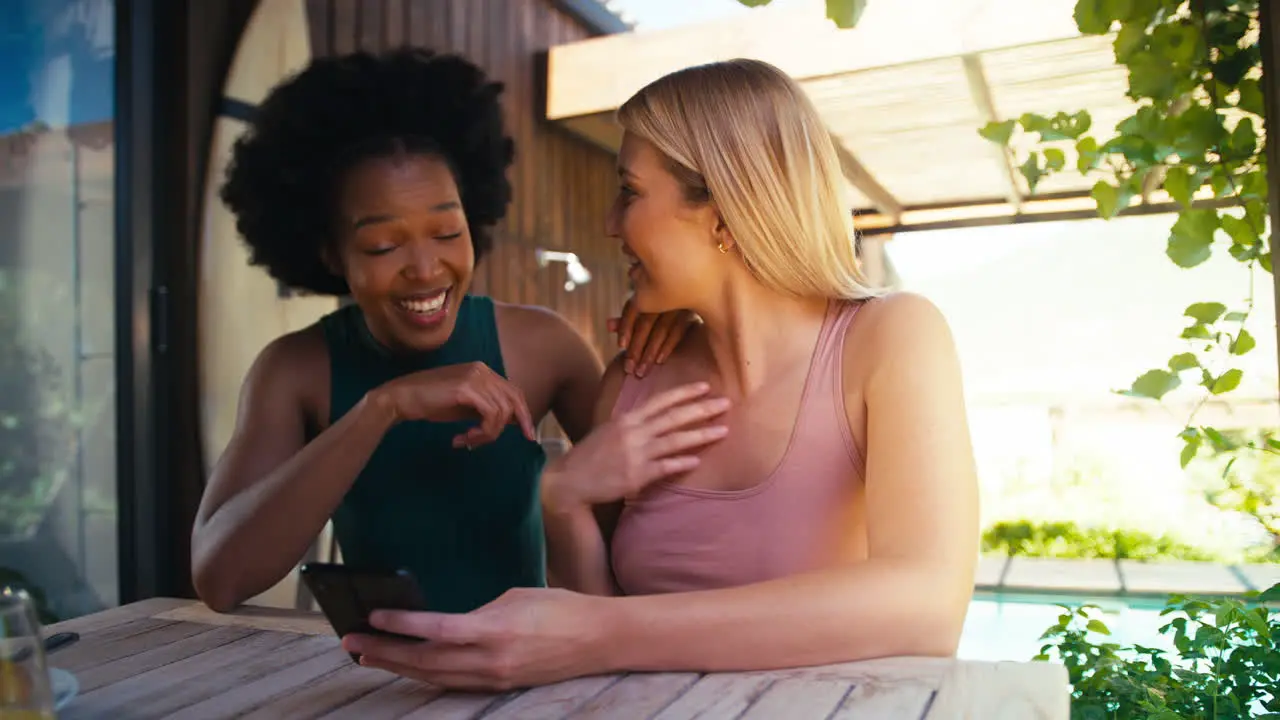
305, 0, 631, 368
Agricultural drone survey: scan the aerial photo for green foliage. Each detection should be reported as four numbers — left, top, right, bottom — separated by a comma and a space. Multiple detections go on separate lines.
0, 269, 82, 538
1187, 430, 1280, 546
1037, 583, 1280, 719
979, 0, 1274, 555
981, 520, 1278, 564
733, 0, 867, 28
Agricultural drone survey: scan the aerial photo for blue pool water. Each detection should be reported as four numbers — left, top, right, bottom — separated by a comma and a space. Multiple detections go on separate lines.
957, 592, 1176, 662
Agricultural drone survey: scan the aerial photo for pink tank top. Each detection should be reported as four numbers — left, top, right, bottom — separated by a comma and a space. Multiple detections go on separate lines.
608, 300, 868, 596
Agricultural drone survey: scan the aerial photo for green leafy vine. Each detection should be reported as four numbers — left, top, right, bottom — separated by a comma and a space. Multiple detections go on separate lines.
978, 0, 1273, 544
1041, 584, 1280, 719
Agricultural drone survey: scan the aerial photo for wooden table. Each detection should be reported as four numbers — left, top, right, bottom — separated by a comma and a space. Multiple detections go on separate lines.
46, 598, 1069, 719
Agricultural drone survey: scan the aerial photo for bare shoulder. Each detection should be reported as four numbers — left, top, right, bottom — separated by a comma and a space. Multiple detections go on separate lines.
494, 301, 591, 349
243, 323, 330, 412
493, 299, 602, 391
844, 291, 956, 360
493, 301, 599, 367
493, 300, 570, 328
250, 323, 328, 380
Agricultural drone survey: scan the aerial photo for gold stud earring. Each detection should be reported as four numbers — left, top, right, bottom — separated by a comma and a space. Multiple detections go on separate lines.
717, 241, 729, 254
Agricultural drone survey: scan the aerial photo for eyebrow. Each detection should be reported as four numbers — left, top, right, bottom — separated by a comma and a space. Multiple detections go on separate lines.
617, 166, 637, 180
350, 201, 462, 230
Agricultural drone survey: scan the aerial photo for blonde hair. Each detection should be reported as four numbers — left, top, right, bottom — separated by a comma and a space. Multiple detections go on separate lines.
616, 58, 881, 300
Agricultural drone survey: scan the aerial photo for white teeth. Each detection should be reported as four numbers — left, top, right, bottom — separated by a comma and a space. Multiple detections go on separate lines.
399, 292, 447, 314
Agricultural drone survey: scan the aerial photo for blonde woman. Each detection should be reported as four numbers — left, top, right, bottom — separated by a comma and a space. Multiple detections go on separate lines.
340, 58, 981, 689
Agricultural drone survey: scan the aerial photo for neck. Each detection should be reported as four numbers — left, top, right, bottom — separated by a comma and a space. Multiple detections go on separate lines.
692, 277, 829, 396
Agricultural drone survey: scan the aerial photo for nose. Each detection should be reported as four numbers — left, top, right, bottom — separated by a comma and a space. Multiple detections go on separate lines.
401, 237, 443, 282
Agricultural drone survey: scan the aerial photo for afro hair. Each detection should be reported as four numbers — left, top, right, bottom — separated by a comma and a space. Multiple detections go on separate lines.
219, 47, 515, 296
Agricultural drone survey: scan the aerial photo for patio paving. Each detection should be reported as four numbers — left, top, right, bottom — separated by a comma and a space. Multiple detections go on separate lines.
1118, 560, 1245, 595
975, 556, 1280, 600
1002, 558, 1123, 593
1238, 562, 1280, 592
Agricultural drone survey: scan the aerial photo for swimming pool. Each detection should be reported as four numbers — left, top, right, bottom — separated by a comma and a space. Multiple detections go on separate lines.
957, 591, 1176, 662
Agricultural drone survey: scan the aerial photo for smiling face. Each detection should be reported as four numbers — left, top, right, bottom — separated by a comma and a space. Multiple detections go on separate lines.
331, 153, 474, 353
606, 133, 726, 314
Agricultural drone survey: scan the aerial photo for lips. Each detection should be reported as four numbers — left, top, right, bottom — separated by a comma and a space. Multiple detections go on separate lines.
397, 289, 448, 314
622, 245, 642, 279
395, 287, 451, 326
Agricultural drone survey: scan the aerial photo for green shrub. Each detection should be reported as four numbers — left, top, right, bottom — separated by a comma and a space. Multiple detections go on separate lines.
982, 520, 1276, 564
1036, 583, 1280, 719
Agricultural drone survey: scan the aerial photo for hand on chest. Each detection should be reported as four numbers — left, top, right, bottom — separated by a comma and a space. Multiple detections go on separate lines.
666, 384, 807, 493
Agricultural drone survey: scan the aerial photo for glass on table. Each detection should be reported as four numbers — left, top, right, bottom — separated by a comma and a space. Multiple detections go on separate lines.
0, 588, 55, 719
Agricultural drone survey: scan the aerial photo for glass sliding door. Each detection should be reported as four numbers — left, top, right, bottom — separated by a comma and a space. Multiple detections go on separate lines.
0, 0, 119, 621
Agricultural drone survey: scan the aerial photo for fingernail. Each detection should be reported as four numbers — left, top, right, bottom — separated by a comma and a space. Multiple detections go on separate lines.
710, 425, 729, 436
625, 358, 635, 374
712, 397, 731, 409
637, 364, 649, 377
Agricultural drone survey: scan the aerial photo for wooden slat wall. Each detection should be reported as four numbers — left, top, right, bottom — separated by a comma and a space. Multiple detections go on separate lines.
305, 0, 629, 379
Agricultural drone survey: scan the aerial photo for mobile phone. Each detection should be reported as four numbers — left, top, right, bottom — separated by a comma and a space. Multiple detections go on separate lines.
299, 562, 428, 662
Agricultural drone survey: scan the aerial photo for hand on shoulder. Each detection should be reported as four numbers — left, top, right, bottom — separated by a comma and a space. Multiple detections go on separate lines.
497, 300, 699, 379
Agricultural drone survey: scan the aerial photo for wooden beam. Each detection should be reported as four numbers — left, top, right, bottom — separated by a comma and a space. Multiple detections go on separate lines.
853, 186, 1233, 236
960, 54, 1024, 211
828, 133, 903, 221
545, 0, 1084, 121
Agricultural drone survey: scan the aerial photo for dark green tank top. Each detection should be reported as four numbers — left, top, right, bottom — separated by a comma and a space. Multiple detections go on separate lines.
320, 295, 547, 613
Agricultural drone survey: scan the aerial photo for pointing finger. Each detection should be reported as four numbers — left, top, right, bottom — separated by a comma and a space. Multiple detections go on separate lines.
513, 391, 536, 441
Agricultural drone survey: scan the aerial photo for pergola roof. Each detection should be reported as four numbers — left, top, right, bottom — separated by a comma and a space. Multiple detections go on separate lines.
543, 0, 1168, 234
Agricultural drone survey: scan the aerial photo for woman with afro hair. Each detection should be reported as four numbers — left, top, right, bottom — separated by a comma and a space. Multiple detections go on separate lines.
190, 47, 693, 614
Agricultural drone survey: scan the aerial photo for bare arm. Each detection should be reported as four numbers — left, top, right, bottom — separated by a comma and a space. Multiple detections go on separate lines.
515, 303, 621, 592
596, 293, 980, 671
542, 356, 627, 594
191, 329, 396, 612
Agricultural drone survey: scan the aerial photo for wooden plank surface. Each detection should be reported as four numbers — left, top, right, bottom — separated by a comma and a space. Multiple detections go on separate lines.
46, 597, 189, 635
154, 601, 333, 635
830, 681, 936, 719
47, 598, 1069, 719
567, 673, 700, 719
738, 677, 852, 719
